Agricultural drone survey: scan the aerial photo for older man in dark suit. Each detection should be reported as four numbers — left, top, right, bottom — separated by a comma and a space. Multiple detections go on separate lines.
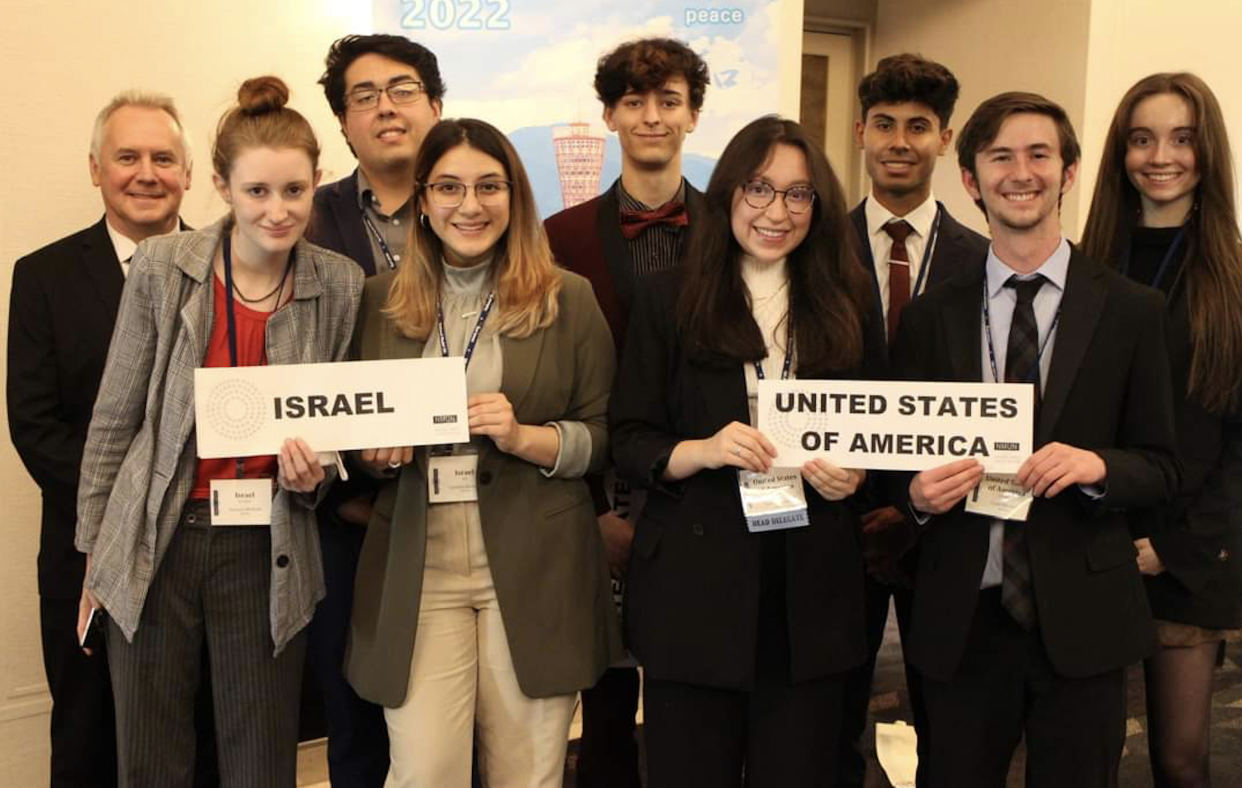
6, 90, 214, 788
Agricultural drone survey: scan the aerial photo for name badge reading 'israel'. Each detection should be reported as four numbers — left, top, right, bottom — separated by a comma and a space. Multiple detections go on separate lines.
210, 478, 272, 526
428, 454, 479, 503
738, 468, 810, 533
965, 473, 1033, 521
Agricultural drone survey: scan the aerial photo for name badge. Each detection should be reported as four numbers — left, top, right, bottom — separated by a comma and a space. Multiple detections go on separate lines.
965, 473, 1033, 521
429, 454, 478, 503
738, 468, 810, 533
210, 478, 272, 526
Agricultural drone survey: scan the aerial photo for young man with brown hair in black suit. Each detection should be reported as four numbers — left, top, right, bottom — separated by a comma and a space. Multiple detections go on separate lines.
840, 53, 989, 788
543, 36, 708, 788
8, 90, 217, 788
892, 91, 1178, 788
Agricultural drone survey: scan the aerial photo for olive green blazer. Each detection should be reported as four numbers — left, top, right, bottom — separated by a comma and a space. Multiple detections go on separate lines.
345, 268, 623, 704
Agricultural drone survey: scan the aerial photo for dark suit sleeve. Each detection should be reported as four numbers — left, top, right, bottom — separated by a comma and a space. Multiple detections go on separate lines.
609, 275, 683, 494
307, 187, 345, 252
1093, 288, 1180, 509
6, 258, 84, 496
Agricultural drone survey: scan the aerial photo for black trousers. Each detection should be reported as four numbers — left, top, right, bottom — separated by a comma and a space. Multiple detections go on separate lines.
838, 573, 927, 787
921, 589, 1126, 788
307, 512, 390, 788
643, 672, 844, 788
576, 666, 642, 788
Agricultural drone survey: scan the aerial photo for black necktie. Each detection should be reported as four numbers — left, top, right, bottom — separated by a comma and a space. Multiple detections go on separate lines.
1000, 274, 1045, 631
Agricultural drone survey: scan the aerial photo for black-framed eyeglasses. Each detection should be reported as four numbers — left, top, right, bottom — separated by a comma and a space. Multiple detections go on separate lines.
741, 181, 817, 214
423, 180, 513, 208
344, 81, 426, 112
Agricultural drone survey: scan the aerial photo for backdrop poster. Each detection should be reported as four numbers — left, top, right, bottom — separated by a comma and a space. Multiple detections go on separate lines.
372, 0, 802, 217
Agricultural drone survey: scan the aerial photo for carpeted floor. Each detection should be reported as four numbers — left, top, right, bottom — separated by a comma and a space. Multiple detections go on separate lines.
563, 609, 1242, 787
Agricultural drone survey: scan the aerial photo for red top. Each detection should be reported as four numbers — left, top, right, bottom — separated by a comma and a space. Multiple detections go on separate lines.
190, 274, 281, 499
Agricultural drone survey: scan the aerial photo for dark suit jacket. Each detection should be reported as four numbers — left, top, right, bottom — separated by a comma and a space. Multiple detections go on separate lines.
309, 169, 378, 277
8, 218, 127, 599
1130, 260, 1242, 629
850, 198, 991, 346
545, 180, 703, 354
610, 268, 887, 690
891, 247, 1178, 681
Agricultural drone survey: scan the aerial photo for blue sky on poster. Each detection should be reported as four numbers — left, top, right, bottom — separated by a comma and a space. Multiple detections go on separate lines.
372, 0, 787, 158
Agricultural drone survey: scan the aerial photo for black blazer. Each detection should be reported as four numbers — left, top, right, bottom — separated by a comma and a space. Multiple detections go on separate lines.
545, 180, 703, 355
891, 247, 1179, 681
8, 218, 126, 599
610, 268, 886, 690
850, 199, 991, 349
308, 169, 379, 277
1130, 259, 1242, 629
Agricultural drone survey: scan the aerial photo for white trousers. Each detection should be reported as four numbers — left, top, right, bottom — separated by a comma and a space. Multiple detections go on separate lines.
385, 500, 576, 788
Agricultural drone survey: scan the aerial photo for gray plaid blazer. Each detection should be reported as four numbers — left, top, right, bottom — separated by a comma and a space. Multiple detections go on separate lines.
76, 218, 363, 652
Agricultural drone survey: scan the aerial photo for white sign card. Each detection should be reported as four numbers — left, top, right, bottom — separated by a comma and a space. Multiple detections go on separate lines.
194, 357, 469, 459
757, 380, 1034, 473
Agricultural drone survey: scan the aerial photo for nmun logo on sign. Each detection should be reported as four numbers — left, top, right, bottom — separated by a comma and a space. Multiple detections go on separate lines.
204, 378, 268, 441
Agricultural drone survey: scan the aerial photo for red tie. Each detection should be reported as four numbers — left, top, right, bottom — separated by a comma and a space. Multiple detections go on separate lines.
619, 200, 689, 240
884, 220, 914, 344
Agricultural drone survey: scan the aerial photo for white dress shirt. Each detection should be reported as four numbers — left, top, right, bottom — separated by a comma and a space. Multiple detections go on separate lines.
104, 219, 139, 278
864, 193, 939, 321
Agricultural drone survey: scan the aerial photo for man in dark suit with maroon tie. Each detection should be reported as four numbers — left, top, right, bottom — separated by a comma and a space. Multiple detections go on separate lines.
543, 36, 709, 788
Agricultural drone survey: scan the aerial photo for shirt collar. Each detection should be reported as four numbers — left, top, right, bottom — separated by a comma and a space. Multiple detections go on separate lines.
104, 218, 139, 264
617, 177, 687, 212
865, 192, 938, 239
356, 167, 378, 210
985, 237, 1071, 298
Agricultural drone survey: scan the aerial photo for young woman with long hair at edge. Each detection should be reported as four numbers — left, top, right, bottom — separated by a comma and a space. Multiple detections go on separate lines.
75, 76, 363, 786
1082, 72, 1242, 788
609, 115, 885, 787
346, 118, 621, 788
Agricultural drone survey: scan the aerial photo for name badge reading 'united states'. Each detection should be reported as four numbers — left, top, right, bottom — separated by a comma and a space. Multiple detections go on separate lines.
194, 357, 469, 458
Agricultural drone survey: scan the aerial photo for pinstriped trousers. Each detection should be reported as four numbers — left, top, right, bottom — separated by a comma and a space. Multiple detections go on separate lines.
106, 500, 306, 787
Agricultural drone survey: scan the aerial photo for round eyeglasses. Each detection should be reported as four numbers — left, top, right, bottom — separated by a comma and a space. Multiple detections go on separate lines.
741, 181, 817, 214
423, 180, 513, 209
344, 82, 426, 112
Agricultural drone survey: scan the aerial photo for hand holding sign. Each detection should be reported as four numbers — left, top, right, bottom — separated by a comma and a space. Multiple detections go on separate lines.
360, 445, 415, 473
277, 438, 326, 492
909, 458, 984, 514
800, 459, 865, 501
664, 421, 777, 480
1015, 442, 1106, 497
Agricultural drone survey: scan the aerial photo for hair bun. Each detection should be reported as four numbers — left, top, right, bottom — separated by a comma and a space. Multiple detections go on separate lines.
238, 76, 290, 116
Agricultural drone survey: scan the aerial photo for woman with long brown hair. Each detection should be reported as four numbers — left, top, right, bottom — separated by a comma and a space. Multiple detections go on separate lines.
1082, 72, 1242, 788
346, 118, 621, 788
610, 115, 884, 787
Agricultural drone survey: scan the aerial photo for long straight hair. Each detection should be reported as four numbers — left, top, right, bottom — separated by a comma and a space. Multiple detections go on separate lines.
678, 116, 871, 375
384, 118, 560, 339
1081, 73, 1242, 413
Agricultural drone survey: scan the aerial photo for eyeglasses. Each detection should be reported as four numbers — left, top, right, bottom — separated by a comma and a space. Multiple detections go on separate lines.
344, 81, 426, 112
741, 181, 817, 214
423, 180, 513, 208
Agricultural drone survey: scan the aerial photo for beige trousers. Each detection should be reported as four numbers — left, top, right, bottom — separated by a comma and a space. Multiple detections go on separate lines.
385, 500, 576, 788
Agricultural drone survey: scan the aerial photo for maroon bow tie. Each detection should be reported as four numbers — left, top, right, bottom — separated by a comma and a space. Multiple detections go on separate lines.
619, 200, 689, 240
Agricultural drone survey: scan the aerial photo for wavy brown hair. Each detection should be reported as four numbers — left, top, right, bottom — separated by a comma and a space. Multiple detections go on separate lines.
384, 118, 560, 339
678, 116, 871, 375
1081, 72, 1242, 413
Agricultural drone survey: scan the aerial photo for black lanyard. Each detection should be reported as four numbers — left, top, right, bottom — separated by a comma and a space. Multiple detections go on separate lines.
753, 320, 795, 381
360, 209, 400, 270
221, 232, 242, 369
909, 207, 943, 300
1121, 226, 1186, 290
436, 290, 496, 370
982, 277, 1061, 386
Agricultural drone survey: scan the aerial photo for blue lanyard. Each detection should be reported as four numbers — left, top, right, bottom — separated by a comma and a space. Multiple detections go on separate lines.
1121, 226, 1186, 290
981, 278, 1061, 386
753, 320, 795, 381
436, 290, 496, 369
360, 209, 400, 270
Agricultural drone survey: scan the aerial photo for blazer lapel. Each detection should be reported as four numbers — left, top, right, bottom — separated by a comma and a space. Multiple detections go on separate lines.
81, 218, 126, 319
596, 184, 636, 313
942, 271, 985, 383
696, 363, 750, 430
1038, 250, 1105, 444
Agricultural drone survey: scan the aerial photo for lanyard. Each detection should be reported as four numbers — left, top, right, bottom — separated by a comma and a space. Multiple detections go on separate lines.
436, 290, 496, 369
908, 206, 943, 300
221, 232, 242, 369
982, 278, 1061, 386
360, 209, 400, 270
1121, 226, 1186, 290
753, 320, 795, 381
